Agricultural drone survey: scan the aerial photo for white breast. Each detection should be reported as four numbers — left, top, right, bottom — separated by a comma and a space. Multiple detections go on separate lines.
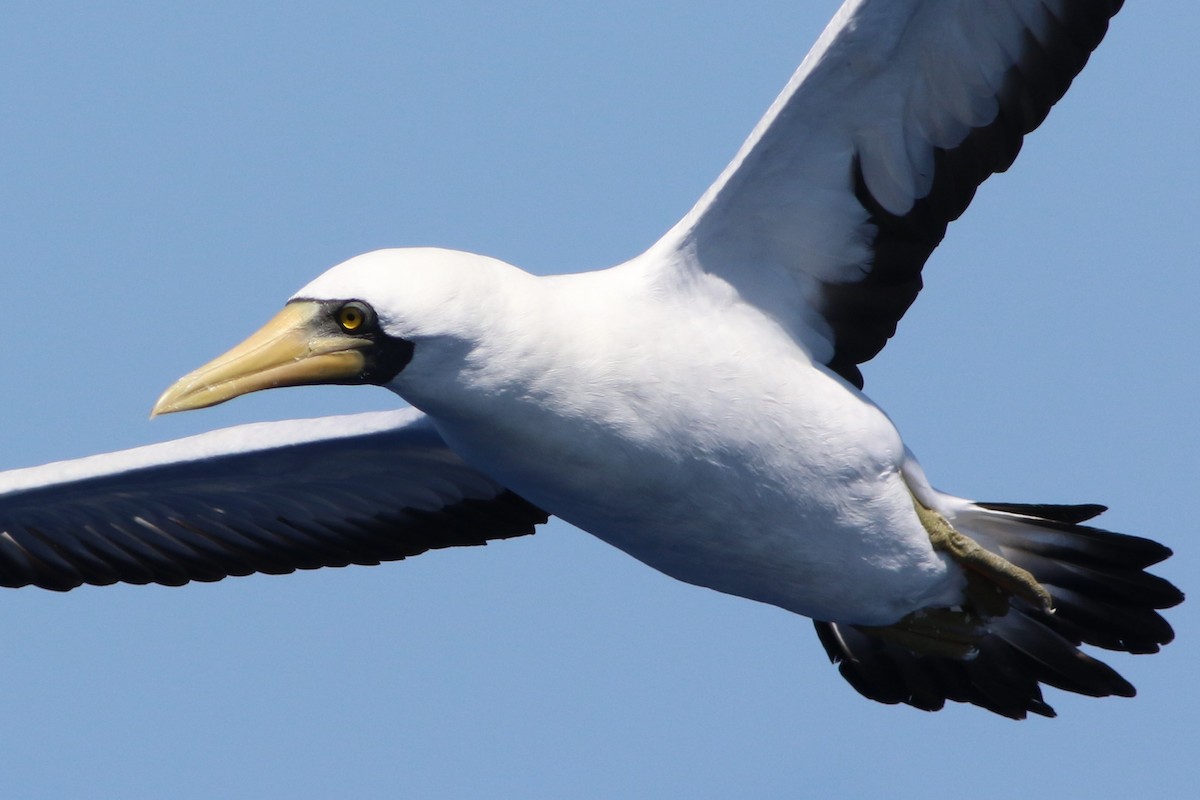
395, 262, 963, 626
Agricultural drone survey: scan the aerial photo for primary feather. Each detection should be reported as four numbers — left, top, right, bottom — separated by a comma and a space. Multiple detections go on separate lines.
0, 0, 1179, 719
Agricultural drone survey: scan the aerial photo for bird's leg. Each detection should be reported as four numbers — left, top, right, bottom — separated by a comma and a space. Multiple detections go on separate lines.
854, 606, 987, 659
854, 498, 1056, 659
912, 495, 1054, 615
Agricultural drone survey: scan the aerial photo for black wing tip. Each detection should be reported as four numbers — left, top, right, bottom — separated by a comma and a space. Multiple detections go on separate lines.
824, 1, 1126, 385
1, 489, 548, 592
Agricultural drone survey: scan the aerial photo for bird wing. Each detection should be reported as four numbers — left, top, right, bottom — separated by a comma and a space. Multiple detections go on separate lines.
0, 409, 547, 591
654, 0, 1122, 387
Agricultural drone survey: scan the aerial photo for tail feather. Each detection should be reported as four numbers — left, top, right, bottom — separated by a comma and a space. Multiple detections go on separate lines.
814, 502, 1181, 718
1004, 549, 1183, 611
971, 504, 1174, 569
887, 647, 949, 711
965, 634, 1056, 718
976, 501, 1106, 524
991, 606, 1134, 697
1045, 587, 1175, 654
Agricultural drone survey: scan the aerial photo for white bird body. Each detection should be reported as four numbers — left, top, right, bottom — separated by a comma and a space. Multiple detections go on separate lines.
315, 249, 960, 625
0, 0, 1181, 718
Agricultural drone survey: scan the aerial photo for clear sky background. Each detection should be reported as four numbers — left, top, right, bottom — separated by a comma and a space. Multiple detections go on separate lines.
1, 2, 1197, 797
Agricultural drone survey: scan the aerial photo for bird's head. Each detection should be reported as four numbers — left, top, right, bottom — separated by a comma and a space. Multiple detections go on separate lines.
152, 247, 520, 416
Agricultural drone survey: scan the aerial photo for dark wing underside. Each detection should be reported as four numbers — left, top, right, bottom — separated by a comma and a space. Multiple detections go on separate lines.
660, 0, 1124, 387
0, 409, 547, 591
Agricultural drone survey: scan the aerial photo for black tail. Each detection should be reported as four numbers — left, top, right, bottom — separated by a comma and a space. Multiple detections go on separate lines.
814, 502, 1183, 719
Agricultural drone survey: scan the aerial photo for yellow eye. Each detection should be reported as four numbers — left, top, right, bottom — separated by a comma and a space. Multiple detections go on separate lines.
337, 303, 368, 332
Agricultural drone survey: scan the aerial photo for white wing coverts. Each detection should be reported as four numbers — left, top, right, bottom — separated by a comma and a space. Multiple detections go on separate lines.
659, 0, 1123, 387
0, 0, 1179, 721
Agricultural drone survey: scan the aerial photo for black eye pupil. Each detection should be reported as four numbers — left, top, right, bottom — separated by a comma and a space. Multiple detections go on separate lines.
339, 303, 369, 332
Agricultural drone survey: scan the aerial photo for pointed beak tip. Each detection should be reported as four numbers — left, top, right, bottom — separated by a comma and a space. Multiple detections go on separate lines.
149, 382, 192, 418
144, 302, 369, 418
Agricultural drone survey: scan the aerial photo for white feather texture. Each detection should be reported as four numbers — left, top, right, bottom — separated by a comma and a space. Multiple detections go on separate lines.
0, 0, 1177, 719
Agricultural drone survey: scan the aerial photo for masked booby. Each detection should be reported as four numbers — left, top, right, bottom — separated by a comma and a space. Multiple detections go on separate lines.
0, 0, 1181, 719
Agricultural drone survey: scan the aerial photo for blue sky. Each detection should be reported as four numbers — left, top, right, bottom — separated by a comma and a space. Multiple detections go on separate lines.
1, 1, 1197, 797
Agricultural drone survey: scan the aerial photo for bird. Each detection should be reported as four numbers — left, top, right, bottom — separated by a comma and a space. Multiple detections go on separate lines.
0, 0, 1181, 719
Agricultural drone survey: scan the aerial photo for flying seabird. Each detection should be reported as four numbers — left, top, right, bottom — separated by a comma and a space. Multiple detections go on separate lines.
0, 0, 1181, 719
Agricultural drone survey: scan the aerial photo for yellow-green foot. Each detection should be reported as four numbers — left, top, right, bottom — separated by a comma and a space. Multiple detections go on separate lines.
852, 497, 1055, 659
857, 606, 986, 659
912, 495, 1054, 614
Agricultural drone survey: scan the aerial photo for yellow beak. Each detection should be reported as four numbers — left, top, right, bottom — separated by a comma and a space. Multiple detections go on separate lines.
151, 301, 369, 416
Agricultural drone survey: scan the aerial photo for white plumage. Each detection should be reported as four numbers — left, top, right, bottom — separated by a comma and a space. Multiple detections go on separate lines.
0, 0, 1179, 718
